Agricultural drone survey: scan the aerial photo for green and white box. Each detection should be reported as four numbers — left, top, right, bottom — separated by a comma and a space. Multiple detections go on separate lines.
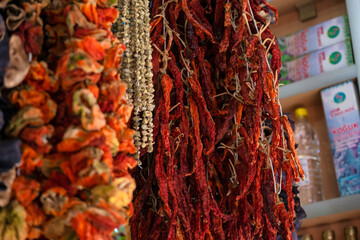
278, 15, 351, 62
280, 40, 354, 83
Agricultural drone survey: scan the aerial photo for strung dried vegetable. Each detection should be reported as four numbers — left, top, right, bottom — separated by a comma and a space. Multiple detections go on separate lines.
2, 0, 136, 239
129, 0, 304, 239
114, 0, 155, 162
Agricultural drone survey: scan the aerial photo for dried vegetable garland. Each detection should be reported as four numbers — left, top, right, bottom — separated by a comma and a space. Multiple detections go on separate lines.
114, 0, 155, 162
1, 0, 137, 239
129, 0, 304, 239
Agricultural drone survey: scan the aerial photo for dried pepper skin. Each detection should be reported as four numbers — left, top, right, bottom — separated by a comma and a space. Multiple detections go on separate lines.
283, 161, 296, 231
16, 22, 44, 56
215, 99, 238, 144
219, 2, 232, 53
25, 61, 59, 93
12, 176, 40, 208
260, 169, 285, 238
187, 75, 216, 155
153, 75, 173, 219
129, 0, 301, 239
181, 0, 215, 43
159, 75, 179, 239
9, 87, 57, 124
168, 52, 184, 121
20, 125, 54, 154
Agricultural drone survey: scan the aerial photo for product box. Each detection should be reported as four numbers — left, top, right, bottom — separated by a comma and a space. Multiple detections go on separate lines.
321, 81, 360, 197
278, 15, 350, 62
280, 40, 354, 83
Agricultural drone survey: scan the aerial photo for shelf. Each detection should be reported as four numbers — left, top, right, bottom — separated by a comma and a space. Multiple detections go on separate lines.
270, 0, 321, 17
271, 0, 348, 37
301, 194, 360, 228
279, 65, 357, 99
271, 0, 360, 234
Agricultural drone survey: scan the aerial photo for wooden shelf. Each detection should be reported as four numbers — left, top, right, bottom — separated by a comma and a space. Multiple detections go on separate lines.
302, 194, 360, 228
299, 195, 360, 239
271, 0, 348, 37
279, 65, 357, 99
299, 216, 360, 240
270, 0, 360, 236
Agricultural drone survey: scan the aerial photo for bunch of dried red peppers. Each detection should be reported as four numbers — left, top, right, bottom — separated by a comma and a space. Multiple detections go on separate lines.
129, 0, 304, 239
1, 0, 136, 239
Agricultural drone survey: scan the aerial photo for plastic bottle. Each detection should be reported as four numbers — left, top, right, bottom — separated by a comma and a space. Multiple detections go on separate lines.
294, 108, 324, 205
344, 226, 358, 240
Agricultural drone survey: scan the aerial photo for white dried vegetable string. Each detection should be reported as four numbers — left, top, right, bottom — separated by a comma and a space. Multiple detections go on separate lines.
117, 0, 133, 101
142, 0, 155, 153
132, 0, 144, 162
116, 0, 155, 163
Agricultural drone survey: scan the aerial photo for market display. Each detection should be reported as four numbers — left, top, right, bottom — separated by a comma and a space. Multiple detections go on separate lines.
0, 0, 136, 239
0, 0, 314, 239
128, 0, 304, 239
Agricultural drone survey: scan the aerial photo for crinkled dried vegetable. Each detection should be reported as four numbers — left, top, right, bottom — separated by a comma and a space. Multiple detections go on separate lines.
114, 0, 155, 162
129, 0, 304, 239
1, 0, 136, 239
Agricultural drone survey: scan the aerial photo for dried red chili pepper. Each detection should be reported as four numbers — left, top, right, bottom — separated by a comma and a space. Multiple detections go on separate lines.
181, 0, 215, 43
187, 75, 215, 155
130, 0, 299, 239
168, 51, 184, 121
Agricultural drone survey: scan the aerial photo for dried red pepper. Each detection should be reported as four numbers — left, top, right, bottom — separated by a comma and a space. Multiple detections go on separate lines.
129, 0, 303, 239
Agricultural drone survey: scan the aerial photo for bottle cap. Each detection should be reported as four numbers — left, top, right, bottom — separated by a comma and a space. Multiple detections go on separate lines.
345, 226, 358, 236
295, 107, 308, 119
302, 233, 313, 240
322, 230, 335, 239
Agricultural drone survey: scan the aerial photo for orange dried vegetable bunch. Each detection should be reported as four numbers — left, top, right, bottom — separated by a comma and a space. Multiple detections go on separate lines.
4, 0, 137, 239
0, 1, 47, 239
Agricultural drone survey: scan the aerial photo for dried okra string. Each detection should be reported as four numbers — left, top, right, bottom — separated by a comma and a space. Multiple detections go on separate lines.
115, 0, 155, 163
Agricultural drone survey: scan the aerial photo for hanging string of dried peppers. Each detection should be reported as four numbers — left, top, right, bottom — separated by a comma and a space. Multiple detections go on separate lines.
115, 0, 155, 162
129, 0, 304, 239
2, 0, 136, 239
